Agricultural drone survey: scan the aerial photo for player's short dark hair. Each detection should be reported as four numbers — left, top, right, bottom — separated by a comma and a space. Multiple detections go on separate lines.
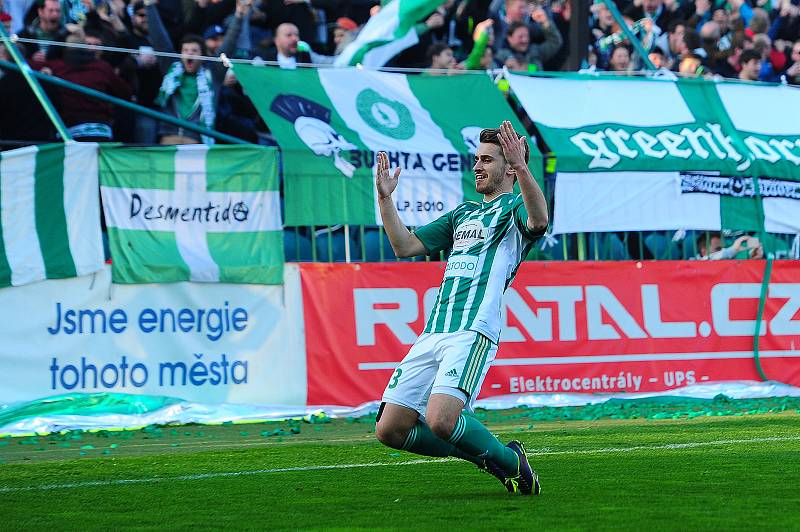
479, 127, 529, 164
426, 42, 450, 65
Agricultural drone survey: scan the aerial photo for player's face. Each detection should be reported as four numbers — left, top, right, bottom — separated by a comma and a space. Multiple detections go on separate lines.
473, 142, 509, 196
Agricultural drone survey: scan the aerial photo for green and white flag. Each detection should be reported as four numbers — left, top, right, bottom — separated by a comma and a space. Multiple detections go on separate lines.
233, 65, 541, 226
100, 145, 283, 284
0, 143, 103, 288
334, 0, 445, 67
506, 74, 800, 234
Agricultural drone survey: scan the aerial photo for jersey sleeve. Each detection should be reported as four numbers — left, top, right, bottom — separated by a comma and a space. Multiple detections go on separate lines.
512, 195, 547, 242
413, 211, 454, 256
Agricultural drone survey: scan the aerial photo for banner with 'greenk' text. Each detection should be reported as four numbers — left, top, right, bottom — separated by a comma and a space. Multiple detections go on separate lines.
100, 145, 283, 284
233, 65, 541, 226
507, 74, 800, 234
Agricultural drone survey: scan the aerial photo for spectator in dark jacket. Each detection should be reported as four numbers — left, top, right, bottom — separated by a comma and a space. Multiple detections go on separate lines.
0, 44, 59, 145
122, 0, 162, 143
495, 8, 562, 72
44, 31, 131, 141
18, 0, 68, 61
256, 22, 311, 67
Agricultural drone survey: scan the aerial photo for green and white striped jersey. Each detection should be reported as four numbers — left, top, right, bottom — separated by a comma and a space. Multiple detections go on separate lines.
414, 193, 545, 344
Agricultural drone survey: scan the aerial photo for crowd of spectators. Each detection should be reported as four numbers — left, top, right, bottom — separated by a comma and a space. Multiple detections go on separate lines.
0, 0, 799, 145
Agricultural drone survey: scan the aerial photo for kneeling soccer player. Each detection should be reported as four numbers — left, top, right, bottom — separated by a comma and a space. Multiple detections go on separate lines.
373, 121, 548, 495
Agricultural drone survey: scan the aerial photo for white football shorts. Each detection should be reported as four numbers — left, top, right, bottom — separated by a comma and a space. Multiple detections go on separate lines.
381, 330, 498, 415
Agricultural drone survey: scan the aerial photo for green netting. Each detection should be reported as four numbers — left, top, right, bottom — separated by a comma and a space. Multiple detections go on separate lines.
0, 393, 182, 428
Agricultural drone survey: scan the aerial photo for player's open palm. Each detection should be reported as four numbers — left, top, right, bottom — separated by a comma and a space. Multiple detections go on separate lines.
498, 120, 527, 169
375, 151, 401, 200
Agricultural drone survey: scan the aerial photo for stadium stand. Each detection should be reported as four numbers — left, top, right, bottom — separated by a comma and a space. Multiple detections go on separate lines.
2, 0, 799, 261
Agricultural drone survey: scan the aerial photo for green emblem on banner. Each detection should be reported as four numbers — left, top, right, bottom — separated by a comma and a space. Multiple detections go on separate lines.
356, 89, 415, 140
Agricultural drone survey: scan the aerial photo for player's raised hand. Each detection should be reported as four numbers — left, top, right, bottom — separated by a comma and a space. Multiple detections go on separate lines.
375, 151, 401, 200
497, 120, 527, 170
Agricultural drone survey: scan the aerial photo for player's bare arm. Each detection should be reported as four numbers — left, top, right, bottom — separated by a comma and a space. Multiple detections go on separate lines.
375, 151, 427, 258
498, 120, 549, 232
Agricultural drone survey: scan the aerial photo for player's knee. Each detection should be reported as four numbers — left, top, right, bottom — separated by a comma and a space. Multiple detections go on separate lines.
374, 421, 406, 449
427, 415, 457, 441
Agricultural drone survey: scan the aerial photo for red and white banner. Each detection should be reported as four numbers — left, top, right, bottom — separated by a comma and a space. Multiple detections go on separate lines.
301, 261, 800, 407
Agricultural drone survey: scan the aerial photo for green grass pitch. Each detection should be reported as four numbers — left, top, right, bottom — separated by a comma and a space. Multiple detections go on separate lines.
1, 406, 799, 530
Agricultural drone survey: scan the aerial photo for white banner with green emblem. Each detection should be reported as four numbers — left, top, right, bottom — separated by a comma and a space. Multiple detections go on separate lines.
233, 65, 541, 226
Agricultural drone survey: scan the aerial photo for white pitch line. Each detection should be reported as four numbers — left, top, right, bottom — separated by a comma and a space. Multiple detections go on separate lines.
1, 435, 799, 494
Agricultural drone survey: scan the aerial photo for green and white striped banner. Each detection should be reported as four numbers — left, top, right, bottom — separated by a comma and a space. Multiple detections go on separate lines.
0, 143, 103, 288
334, 0, 446, 67
233, 64, 541, 226
100, 145, 283, 284
507, 74, 800, 233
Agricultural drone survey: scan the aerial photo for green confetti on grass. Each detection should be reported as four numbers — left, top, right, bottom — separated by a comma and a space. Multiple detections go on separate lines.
102, 450, 111, 455
239, 431, 249, 437
80, 445, 94, 450
60, 443, 71, 448
290, 427, 301, 435
110, 444, 119, 449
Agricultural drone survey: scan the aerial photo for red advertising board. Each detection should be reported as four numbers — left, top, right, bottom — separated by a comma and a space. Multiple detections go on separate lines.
301, 261, 800, 407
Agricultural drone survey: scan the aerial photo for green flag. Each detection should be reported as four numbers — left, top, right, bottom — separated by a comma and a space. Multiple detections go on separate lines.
0, 143, 104, 287
334, 0, 446, 67
100, 145, 283, 284
506, 73, 800, 234
233, 65, 541, 226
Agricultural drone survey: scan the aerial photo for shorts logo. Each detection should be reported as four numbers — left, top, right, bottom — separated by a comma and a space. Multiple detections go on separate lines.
444, 254, 479, 279
453, 220, 487, 251
444, 368, 458, 377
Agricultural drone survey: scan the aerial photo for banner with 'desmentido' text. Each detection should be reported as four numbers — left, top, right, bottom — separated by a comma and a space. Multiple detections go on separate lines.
0, 265, 306, 406
100, 145, 283, 285
301, 261, 800, 407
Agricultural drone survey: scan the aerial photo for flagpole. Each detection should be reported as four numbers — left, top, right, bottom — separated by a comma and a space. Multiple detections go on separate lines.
0, 25, 71, 140
600, 0, 657, 71
344, 224, 351, 263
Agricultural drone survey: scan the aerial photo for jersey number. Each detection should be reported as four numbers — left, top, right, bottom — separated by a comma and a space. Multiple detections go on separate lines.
388, 368, 403, 389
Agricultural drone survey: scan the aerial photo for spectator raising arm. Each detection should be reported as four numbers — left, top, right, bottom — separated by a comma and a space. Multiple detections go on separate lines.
145, 0, 178, 74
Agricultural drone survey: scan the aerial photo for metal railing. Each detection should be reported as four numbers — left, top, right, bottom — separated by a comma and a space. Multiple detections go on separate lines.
282, 227, 798, 262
